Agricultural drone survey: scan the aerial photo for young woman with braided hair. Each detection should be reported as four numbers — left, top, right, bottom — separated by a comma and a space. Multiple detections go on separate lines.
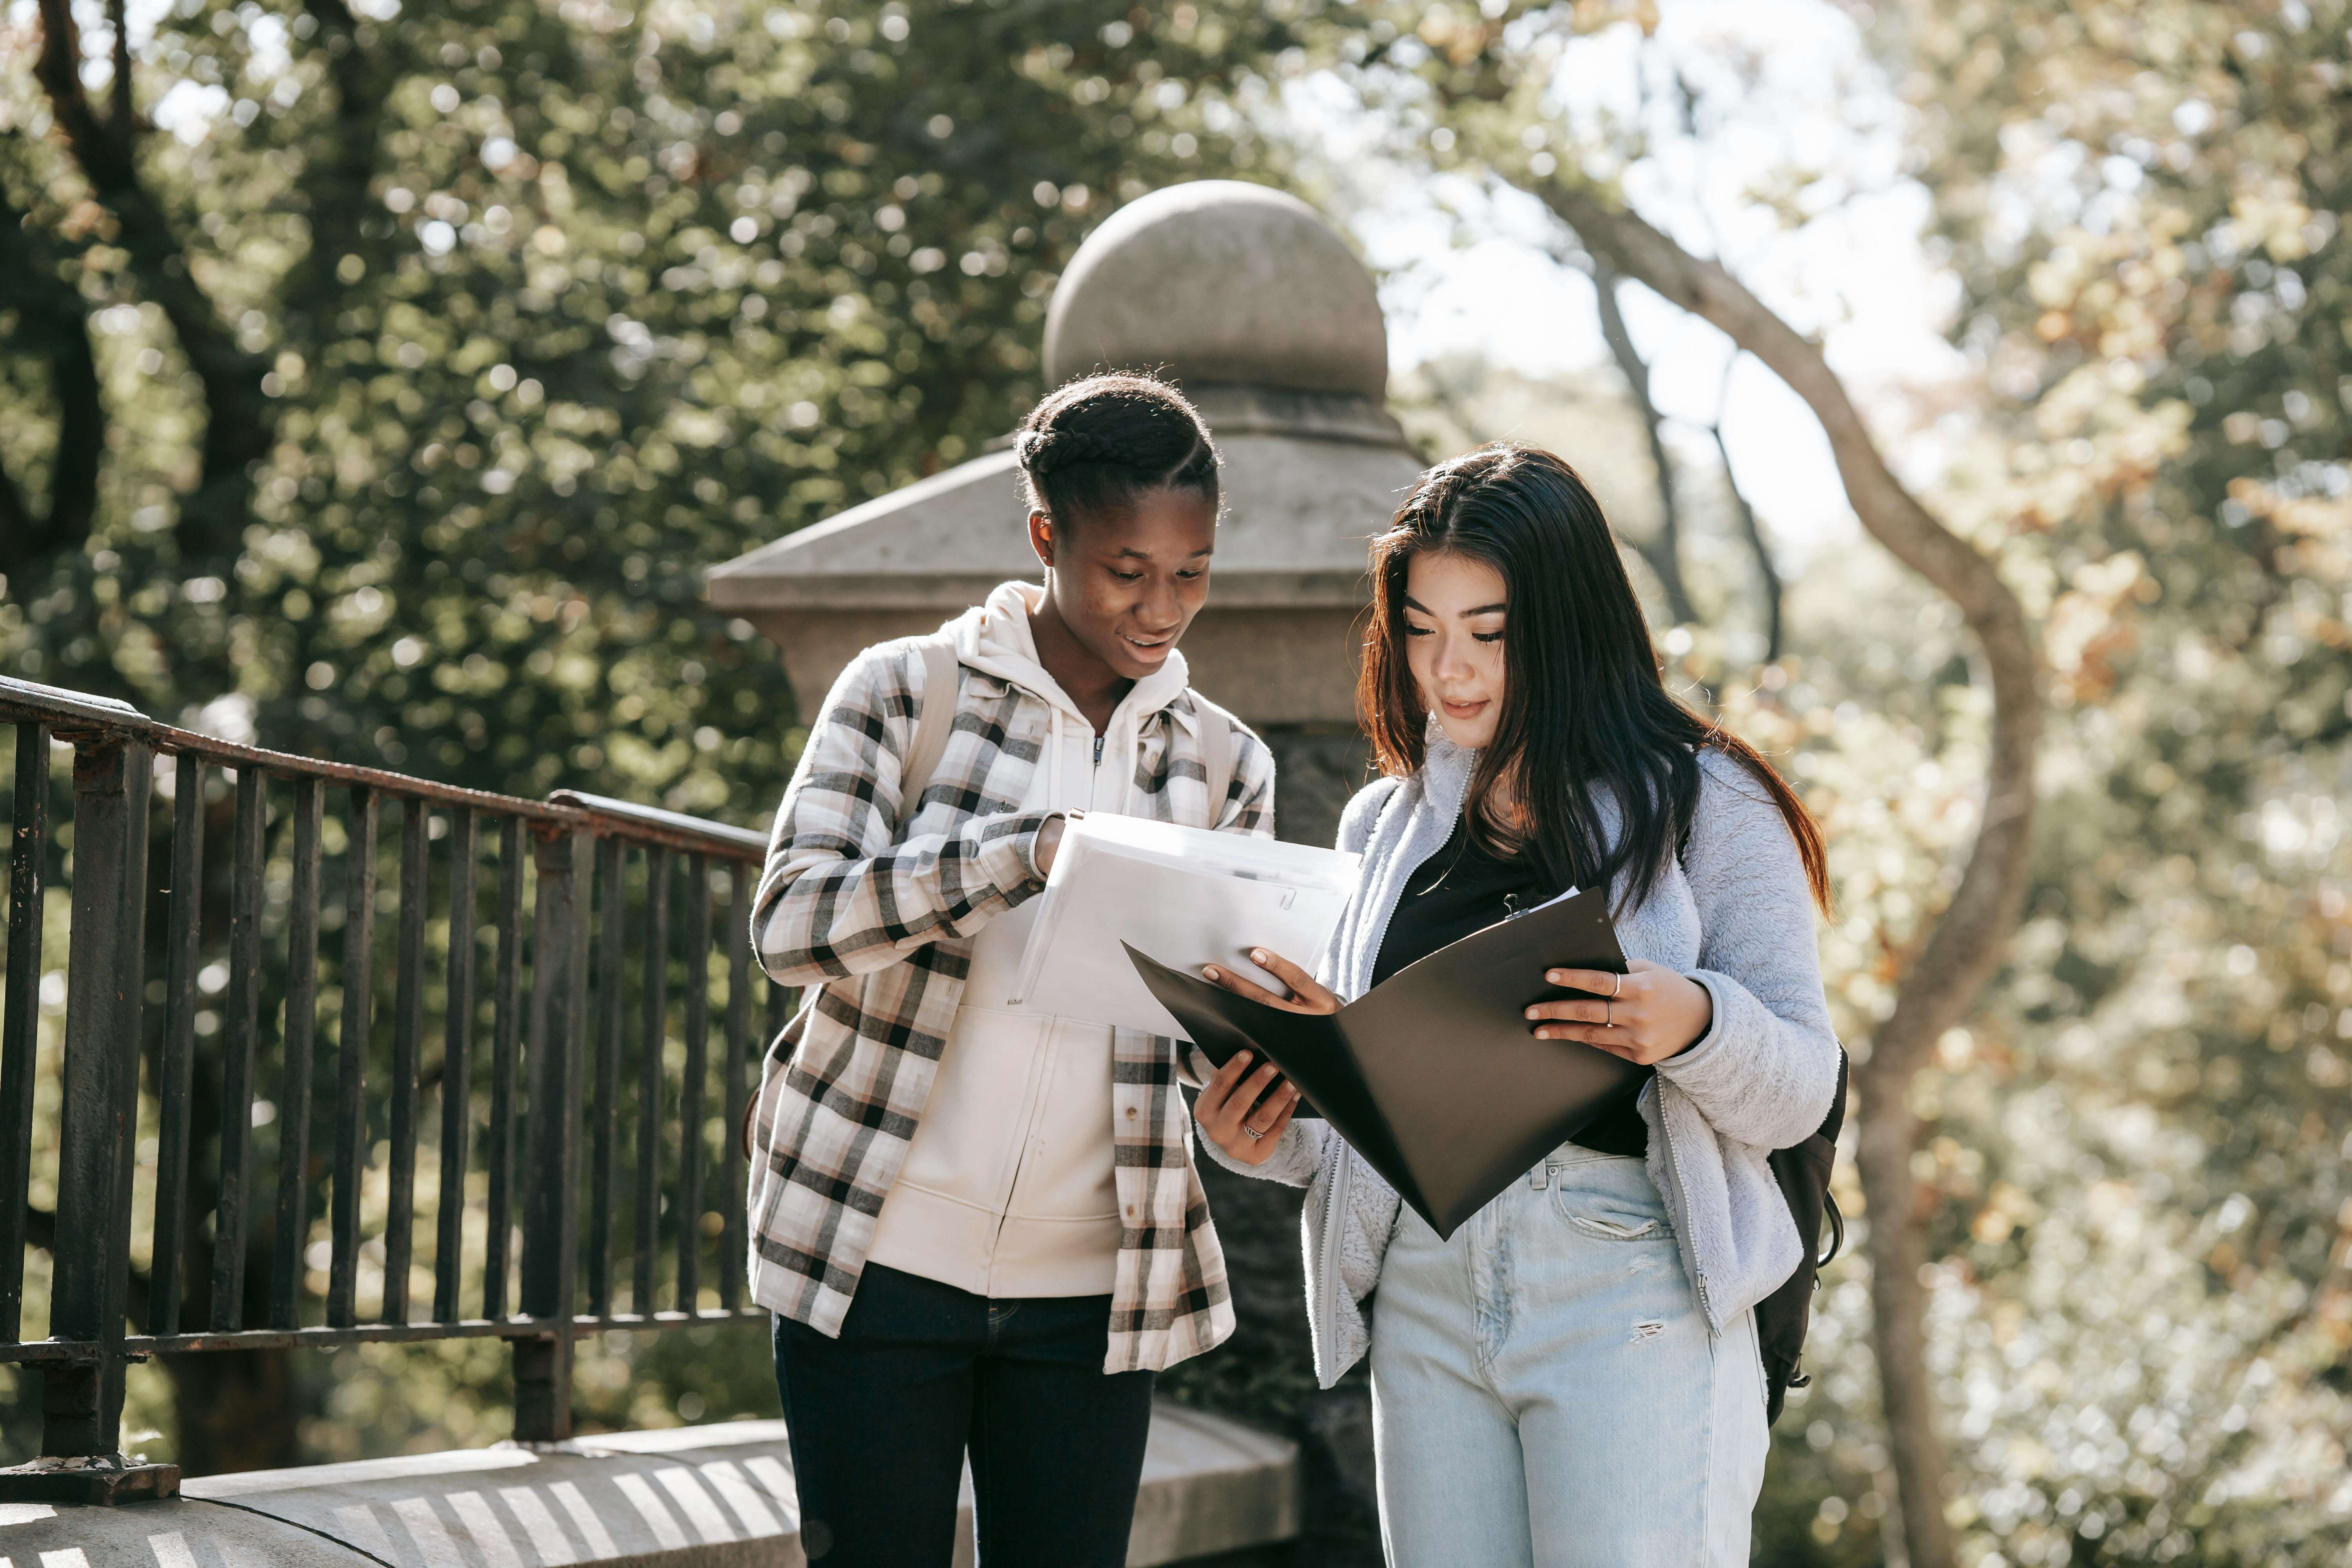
746, 373, 1277, 1566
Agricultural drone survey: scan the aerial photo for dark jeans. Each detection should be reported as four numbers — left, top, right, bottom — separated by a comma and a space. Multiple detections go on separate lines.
772, 1264, 1156, 1566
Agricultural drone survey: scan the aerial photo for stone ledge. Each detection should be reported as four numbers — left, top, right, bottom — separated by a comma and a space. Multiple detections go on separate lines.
0, 1400, 1296, 1568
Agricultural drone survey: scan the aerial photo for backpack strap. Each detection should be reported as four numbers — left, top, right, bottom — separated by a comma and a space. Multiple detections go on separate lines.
1188, 691, 1241, 830
897, 635, 962, 826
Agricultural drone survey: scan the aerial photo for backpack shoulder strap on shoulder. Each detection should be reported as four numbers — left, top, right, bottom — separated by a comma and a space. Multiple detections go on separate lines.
897, 635, 962, 826
1188, 691, 1241, 830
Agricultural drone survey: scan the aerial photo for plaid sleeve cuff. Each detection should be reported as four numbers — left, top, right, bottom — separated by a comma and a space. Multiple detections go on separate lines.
973, 808, 1067, 904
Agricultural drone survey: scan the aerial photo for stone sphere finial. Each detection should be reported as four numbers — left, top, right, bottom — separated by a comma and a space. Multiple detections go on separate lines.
1043, 181, 1388, 401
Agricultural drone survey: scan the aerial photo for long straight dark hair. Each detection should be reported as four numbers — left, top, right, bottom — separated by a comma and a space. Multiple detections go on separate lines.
1358, 443, 1829, 913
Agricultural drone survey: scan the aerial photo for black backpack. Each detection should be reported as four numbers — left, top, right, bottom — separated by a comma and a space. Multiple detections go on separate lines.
1755, 1048, 1848, 1423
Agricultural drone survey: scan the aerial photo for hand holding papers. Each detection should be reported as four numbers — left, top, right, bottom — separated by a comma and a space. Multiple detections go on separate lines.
1130, 887, 1649, 1240
1006, 815, 1362, 1037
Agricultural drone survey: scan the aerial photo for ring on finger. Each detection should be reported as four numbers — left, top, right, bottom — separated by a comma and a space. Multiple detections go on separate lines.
1604, 998, 1613, 1028
1241, 1123, 1265, 1140
1610, 972, 1623, 998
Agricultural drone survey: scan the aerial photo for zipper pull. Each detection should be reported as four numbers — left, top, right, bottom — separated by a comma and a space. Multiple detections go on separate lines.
1093, 734, 1105, 767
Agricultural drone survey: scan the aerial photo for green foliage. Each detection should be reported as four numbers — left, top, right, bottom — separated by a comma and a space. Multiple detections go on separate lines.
0, 0, 1312, 813
1868, 5, 2352, 1561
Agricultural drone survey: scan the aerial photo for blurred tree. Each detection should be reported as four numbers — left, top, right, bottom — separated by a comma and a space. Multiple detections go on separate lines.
1289, 2, 2351, 1563
1848, 1, 2352, 1561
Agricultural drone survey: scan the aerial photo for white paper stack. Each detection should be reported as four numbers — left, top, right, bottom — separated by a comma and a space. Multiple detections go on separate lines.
1007, 815, 1362, 1038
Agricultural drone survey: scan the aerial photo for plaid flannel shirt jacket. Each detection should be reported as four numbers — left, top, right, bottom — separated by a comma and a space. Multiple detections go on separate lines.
745, 632, 1276, 1373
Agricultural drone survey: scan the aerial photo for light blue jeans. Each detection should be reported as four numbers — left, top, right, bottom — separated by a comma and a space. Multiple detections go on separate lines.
1369, 1149, 1769, 1567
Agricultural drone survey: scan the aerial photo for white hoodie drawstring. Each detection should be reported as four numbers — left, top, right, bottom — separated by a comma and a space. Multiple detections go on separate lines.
1046, 706, 1064, 815
1029, 668, 1164, 821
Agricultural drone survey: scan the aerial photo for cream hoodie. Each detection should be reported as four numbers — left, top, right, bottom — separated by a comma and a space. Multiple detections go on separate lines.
864, 582, 1197, 1298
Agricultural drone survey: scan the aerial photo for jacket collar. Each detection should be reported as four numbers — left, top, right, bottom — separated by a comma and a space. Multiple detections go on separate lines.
1417, 721, 1477, 825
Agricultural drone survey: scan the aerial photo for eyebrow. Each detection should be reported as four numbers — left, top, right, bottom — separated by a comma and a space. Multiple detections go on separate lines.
1114, 546, 1214, 561
1402, 595, 1507, 616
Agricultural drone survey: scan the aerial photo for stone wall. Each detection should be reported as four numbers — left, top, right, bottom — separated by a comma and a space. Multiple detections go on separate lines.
1256, 728, 1376, 852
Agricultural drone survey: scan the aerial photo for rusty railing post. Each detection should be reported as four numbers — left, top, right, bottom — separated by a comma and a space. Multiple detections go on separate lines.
4, 734, 178, 1502
513, 826, 588, 1443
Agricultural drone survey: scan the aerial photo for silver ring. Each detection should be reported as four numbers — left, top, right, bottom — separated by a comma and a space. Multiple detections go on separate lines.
1610, 972, 1623, 998
1242, 1124, 1265, 1140
1604, 999, 1613, 1028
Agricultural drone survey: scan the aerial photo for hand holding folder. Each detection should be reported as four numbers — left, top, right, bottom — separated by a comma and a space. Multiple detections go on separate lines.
1129, 887, 1650, 1240
1007, 815, 1360, 1036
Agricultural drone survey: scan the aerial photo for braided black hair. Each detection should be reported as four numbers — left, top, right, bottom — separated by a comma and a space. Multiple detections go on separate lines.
1014, 373, 1220, 530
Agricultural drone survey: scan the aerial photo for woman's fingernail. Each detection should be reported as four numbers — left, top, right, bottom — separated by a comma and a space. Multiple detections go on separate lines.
1547, 971, 1564, 982
1525, 1008, 1540, 1020
1203, 966, 1220, 980
1251, 949, 1269, 964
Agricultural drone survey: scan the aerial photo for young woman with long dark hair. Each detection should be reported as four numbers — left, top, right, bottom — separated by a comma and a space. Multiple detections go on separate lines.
746, 374, 1276, 1567
1191, 443, 1838, 1566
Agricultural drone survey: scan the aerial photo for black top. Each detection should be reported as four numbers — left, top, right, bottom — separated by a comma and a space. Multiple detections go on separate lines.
1370, 819, 1650, 1158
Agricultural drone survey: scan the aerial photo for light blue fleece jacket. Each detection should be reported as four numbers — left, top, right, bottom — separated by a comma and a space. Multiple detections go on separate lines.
1207, 734, 1842, 1388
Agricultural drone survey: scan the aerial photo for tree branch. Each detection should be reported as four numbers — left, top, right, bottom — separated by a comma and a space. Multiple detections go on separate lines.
33, 0, 273, 563
43, 306, 103, 557
107, 0, 134, 130
0, 458, 33, 561
1589, 260, 1697, 627
1537, 177, 2044, 1568
1708, 419, 1782, 661
283, 0, 396, 340
0, 155, 105, 578
1707, 356, 1783, 662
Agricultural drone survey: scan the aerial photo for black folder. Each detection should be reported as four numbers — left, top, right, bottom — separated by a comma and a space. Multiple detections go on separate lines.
1128, 887, 1649, 1240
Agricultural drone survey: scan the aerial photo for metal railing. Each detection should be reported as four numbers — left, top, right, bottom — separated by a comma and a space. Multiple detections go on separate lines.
0, 676, 784, 1483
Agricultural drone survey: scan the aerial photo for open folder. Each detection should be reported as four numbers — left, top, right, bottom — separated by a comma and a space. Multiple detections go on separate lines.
1006, 815, 1362, 1037
1126, 887, 1650, 1240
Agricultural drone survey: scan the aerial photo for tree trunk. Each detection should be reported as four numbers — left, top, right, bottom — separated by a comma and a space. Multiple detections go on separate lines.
282, 0, 397, 340
23, 1198, 301, 1477
1855, 1083, 1951, 1566
33, 0, 274, 564
157, 1350, 307, 1476
0, 178, 105, 579
1535, 180, 2043, 1568
142, 795, 306, 1473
